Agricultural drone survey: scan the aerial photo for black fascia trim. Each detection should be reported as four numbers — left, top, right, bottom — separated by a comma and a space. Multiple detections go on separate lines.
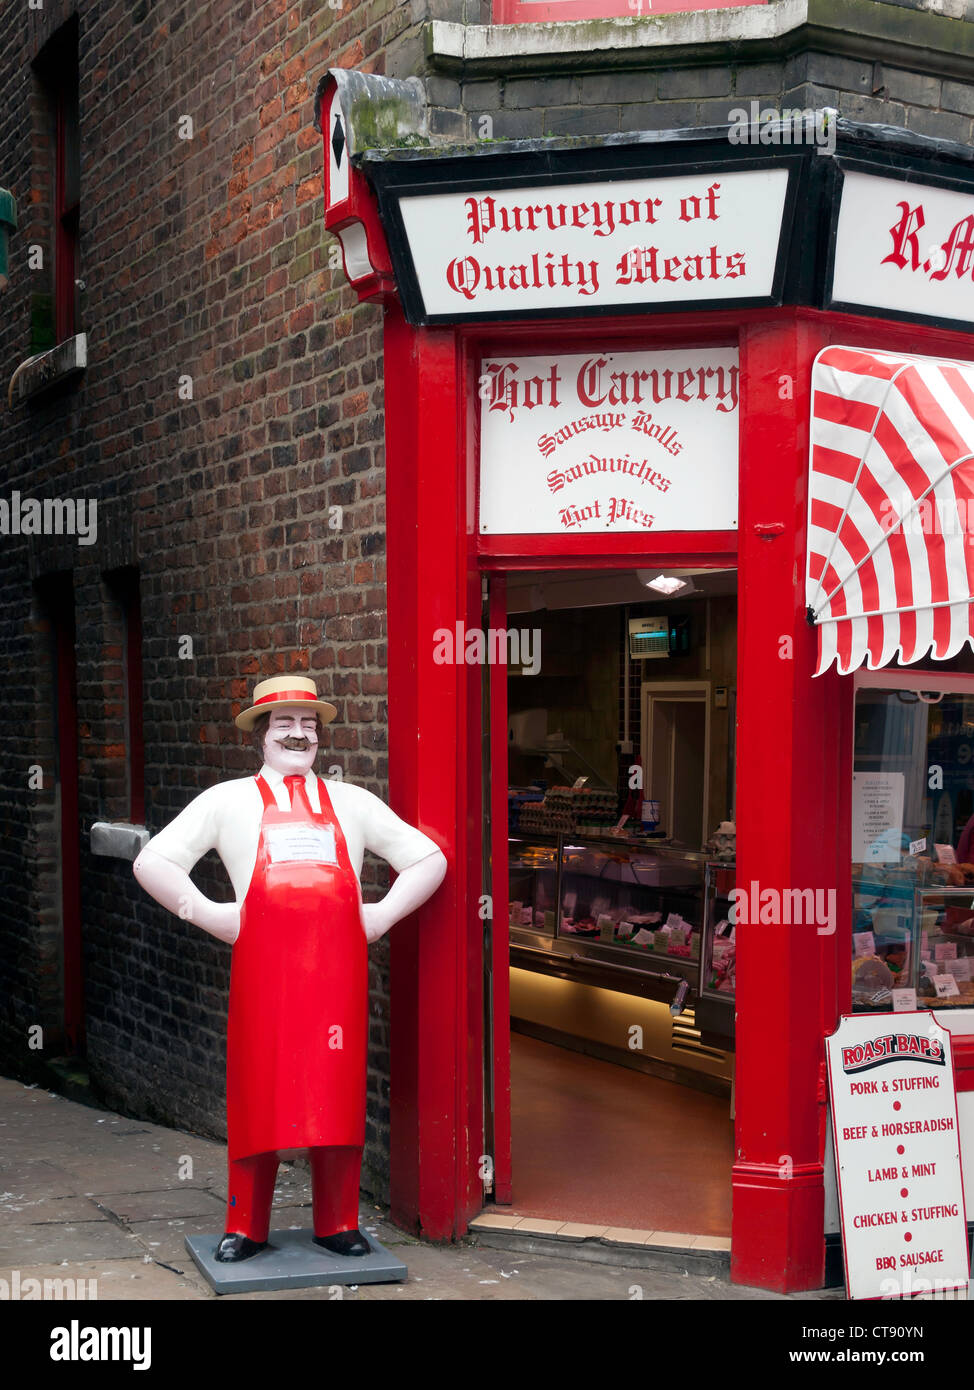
363, 139, 810, 327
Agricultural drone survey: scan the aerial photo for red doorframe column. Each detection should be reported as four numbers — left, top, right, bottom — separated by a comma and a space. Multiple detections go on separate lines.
732, 314, 849, 1291
384, 304, 484, 1239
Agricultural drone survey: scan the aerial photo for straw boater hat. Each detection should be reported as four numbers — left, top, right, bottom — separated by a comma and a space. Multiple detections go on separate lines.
235, 675, 338, 732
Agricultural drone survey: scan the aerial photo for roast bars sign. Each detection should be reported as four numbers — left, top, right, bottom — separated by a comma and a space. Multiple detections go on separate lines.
479, 348, 739, 535
397, 169, 790, 318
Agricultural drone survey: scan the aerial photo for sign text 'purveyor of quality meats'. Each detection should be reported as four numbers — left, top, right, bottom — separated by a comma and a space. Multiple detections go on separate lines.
398, 169, 789, 317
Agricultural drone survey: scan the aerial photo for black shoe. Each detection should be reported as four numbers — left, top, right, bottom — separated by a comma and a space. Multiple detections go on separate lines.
313, 1228, 370, 1256
215, 1232, 267, 1263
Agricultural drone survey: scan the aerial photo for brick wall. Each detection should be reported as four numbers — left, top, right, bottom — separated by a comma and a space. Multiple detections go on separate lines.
0, 0, 415, 1202
3, 0, 974, 1211
429, 53, 974, 145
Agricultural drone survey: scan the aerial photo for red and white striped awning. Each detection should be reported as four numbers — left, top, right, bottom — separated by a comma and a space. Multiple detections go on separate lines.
806, 346, 974, 677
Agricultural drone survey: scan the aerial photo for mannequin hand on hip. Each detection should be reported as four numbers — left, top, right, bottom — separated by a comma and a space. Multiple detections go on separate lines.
206, 901, 241, 945
360, 850, 447, 945
361, 902, 393, 945
133, 847, 241, 945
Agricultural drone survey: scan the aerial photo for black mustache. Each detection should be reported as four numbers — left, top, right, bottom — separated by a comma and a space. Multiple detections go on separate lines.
276, 736, 313, 751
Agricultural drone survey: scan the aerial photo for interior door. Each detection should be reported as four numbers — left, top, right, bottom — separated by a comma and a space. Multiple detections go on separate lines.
644, 684, 710, 846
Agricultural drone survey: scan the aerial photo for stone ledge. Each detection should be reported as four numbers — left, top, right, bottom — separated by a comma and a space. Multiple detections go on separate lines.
427, 0, 974, 80
11, 333, 87, 405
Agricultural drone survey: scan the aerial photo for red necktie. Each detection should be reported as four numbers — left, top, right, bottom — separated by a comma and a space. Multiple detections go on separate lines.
284, 774, 313, 815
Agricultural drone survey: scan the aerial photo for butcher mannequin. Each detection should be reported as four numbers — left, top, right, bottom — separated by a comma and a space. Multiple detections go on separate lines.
133, 675, 446, 1262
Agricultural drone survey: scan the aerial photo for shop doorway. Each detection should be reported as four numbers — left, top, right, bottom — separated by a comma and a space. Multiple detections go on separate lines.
492, 567, 738, 1237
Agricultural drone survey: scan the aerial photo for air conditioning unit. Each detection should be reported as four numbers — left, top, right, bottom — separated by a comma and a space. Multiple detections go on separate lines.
628, 615, 691, 660
629, 616, 670, 659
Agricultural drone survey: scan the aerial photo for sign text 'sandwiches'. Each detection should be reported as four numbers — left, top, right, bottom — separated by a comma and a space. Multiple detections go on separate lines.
478, 348, 739, 536
399, 170, 789, 318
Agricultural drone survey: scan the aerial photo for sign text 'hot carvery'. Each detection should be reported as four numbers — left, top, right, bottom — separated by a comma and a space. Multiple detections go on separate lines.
478, 348, 739, 536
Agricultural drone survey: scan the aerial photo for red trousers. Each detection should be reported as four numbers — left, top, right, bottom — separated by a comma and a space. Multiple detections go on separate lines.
226, 1146, 362, 1242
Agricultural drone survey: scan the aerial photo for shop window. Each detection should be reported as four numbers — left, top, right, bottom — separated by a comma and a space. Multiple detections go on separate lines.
33, 19, 80, 351
492, 0, 765, 23
106, 567, 145, 826
852, 674, 974, 1015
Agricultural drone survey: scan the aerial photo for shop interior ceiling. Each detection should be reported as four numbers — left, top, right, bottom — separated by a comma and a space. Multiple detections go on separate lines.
506, 569, 737, 614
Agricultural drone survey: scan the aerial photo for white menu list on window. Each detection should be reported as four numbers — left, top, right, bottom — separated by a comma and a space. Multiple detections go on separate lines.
852, 772, 905, 864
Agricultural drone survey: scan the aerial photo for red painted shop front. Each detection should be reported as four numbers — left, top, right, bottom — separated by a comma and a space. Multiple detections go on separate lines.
316, 76, 974, 1291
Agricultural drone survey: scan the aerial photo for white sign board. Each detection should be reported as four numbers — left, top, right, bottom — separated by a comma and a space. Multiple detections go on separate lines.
398, 169, 790, 318
832, 170, 974, 326
478, 348, 739, 535
826, 1013, 969, 1300
852, 771, 905, 864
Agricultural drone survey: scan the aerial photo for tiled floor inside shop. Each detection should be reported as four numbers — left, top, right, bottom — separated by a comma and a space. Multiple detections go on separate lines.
509, 1032, 733, 1236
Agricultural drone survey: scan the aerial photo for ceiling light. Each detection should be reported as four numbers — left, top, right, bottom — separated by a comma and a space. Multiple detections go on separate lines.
638, 572, 695, 596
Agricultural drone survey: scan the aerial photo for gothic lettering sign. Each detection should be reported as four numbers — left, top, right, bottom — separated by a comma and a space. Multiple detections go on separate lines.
395, 169, 791, 321
478, 348, 739, 534
830, 168, 974, 328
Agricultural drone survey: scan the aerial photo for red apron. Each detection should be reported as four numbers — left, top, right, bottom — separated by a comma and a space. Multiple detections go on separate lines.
226, 774, 367, 1161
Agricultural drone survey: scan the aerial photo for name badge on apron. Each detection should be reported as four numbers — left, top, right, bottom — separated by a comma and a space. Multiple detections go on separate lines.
265, 823, 338, 865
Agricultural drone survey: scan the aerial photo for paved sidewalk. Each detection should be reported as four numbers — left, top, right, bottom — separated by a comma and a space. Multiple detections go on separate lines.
0, 1077, 840, 1301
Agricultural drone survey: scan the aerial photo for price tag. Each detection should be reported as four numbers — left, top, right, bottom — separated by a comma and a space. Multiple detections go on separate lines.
573, 776, 588, 789
950, 957, 972, 981
909, 837, 927, 856
265, 824, 337, 865
935, 941, 958, 962
935, 843, 957, 864
853, 930, 876, 958
933, 974, 961, 998
891, 988, 918, 1012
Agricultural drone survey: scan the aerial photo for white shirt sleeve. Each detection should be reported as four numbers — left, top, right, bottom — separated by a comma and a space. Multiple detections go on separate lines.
348, 784, 442, 873
143, 784, 227, 873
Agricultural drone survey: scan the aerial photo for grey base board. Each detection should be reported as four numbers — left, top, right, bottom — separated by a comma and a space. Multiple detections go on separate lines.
185, 1229, 408, 1294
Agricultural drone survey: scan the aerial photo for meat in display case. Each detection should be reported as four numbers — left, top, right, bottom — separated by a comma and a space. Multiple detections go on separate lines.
695, 862, 737, 1042
508, 831, 736, 1043
508, 838, 559, 937
852, 860, 974, 1010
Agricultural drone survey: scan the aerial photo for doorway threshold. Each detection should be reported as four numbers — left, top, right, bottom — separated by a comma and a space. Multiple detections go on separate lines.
469, 1210, 730, 1276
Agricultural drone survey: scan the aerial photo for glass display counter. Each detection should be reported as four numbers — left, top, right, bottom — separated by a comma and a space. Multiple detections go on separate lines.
509, 832, 735, 1040
852, 861, 974, 1011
